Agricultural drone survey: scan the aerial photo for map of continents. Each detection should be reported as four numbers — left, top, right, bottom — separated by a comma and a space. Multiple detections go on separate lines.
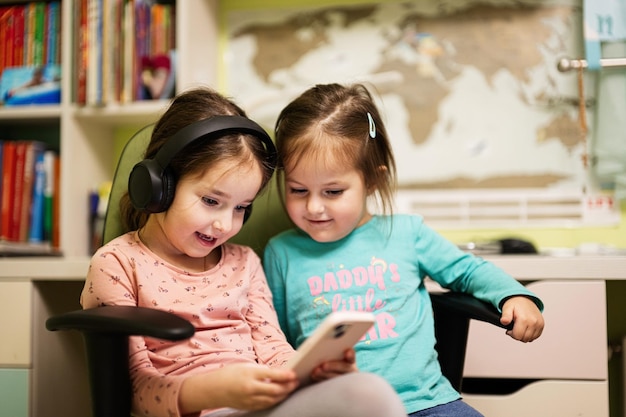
226, 0, 584, 190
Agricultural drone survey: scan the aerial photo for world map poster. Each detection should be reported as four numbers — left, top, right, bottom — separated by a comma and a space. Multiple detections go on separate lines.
225, 0, 586, 192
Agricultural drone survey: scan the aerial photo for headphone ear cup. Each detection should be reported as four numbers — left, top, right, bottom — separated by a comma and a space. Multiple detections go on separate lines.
129, 159, 168, 213
157, 169, 176, 212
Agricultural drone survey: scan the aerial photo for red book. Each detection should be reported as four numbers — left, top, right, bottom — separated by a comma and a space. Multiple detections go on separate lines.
0, 141, 16, 241
0, 6, 15, 70
12, 5, 25, 66
75, 0, 88, 104
10, 141, 27, 241
0, 7, 8, 75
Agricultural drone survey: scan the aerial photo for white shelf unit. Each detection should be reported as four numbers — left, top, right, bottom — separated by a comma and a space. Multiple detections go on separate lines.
0, 0, 219, 260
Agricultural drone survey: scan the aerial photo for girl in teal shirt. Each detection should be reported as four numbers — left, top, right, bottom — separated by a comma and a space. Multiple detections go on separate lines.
264, 83, 545, 417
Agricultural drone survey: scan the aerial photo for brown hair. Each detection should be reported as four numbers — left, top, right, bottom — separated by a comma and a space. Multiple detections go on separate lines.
121, 86, 275, 231
274, 83, 397, 215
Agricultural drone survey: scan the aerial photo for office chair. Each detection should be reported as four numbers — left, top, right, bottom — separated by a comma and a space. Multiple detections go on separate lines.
46, 124, 509, 417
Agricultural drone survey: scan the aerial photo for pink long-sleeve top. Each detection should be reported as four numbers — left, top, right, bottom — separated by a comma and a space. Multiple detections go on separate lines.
81, 231, 295, 417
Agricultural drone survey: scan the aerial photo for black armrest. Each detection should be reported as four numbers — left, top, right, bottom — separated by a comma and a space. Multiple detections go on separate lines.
430, 291, 512, 330
46, 305, 195, 339
429, 292, 510, 392
46, 306, 194, 417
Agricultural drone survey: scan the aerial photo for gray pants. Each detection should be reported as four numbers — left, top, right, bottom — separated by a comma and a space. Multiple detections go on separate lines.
204, 372, 406, 417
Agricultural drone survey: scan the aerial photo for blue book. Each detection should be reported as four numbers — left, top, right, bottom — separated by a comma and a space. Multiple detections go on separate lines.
46, 2, 60, 65
28, 147, 46, 243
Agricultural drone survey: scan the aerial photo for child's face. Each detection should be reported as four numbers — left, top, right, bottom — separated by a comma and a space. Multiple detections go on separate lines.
284, 156, 371, 243
149, 158, 263, 263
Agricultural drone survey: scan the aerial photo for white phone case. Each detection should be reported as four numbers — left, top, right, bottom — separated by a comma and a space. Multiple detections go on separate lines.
285, 311, 375, 384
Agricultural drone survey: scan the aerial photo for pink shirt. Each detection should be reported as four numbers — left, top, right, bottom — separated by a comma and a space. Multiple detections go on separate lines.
81, 231, 295, 417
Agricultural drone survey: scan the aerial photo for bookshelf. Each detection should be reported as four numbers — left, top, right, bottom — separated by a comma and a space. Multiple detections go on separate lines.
0, 1, 218, 416
0, 0, 218, 259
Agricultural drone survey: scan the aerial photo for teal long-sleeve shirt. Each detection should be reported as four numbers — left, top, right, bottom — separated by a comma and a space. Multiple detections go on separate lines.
263, 214, 543, 414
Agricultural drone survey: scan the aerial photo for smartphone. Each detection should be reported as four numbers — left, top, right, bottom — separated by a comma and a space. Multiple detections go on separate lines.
285, 311, 375, 385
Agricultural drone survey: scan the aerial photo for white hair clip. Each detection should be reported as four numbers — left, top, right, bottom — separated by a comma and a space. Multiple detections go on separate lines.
367, 112, 376, 139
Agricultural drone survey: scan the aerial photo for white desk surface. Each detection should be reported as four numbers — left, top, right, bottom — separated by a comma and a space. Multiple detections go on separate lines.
0, 255, 625, 281
484, 255, 626, 280
0, 257, 90, 280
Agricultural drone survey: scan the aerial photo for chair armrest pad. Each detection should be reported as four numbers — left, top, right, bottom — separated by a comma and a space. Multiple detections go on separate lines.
46, 306, 195, 340
430, 292, 512, 330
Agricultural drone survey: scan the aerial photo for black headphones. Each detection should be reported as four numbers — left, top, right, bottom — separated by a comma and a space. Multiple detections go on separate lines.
128, 115, 277, 219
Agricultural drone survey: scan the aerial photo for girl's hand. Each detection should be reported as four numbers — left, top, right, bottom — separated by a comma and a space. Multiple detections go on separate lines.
500, 296, 545, 343
179, 363, 299, 414
310, 348, 358, 382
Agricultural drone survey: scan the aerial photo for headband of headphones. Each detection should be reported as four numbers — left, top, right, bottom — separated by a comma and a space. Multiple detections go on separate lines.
128, 115, 276, 213
153, 115, 277, 170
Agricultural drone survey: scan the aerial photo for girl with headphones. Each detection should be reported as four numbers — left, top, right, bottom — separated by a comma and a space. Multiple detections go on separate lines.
80, 86, 406, 417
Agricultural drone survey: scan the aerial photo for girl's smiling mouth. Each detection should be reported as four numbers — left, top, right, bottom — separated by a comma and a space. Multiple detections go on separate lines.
196, 232, 217, 244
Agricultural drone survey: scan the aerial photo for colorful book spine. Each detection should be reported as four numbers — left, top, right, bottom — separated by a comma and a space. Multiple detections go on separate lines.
112, 0, 123, 102
29, 147, 46, 243
24, 3, 34, 66
10, 141, 26, 241
13, 5, 25, 67
86, 0, 102, 105
0, 142, 16, 241
121, 0, 134, 103
45, 2, 60, 65
1, 7, 15, 71
31, 2, 45, 66
52, 151, 60, 248
75, 0, 89, 104
19, 141, 44, 242
0, 7, 8, 76
43, 150, 56, 243
134, 0, 150, 100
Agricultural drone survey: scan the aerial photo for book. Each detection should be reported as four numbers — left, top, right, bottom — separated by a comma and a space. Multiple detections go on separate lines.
86, 0, 103, 106
121, 0, 134, 103
0, 7, 16, 72
112, 0, 123, 102
24, 3, 34, 66
134, 0, 147, 100
0, 7, 8, 76
20, 141, 44, 241
75, 0, 88, 105
41, 149, 61, 248
10, 141, 26, 241
0, 64, 61, 106
31, 2, 46, 66
0, 141, 16, 241
45, 2, 61, 65
13, 5, 25, 66
29, 147, 46, 243
52, 151, 60, 248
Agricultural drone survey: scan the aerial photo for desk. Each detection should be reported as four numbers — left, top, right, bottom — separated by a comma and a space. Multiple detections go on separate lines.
0, 257, 90, 417
1, 255, 625, 417
463, 255, 626, 417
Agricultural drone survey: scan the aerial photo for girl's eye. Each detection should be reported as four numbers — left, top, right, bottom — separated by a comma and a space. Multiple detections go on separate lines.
201, 197, 218, 206
235, 205, 248, 213
289, 187, 307, 195
325, 189, 344, 196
